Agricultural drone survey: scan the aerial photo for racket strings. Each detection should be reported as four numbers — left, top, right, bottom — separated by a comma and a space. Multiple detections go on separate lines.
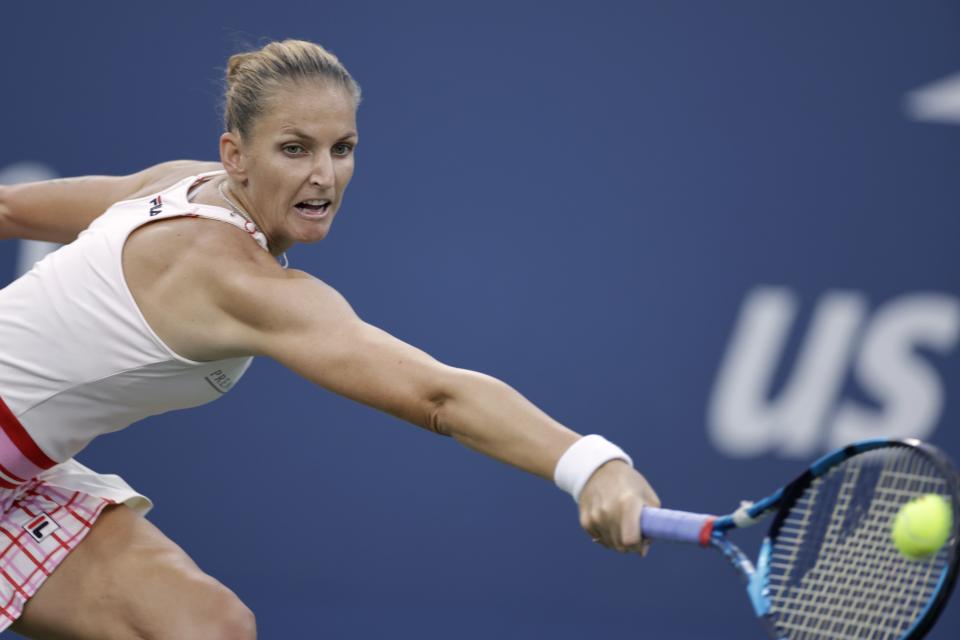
766, 448, 951, 639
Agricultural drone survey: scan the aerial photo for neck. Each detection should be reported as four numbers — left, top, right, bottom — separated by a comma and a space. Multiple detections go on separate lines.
217, 180, 254, 223
216, 180, 289, 260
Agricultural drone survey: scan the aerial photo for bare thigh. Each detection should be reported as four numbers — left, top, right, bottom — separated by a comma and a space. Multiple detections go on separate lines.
10, 505, 255, 640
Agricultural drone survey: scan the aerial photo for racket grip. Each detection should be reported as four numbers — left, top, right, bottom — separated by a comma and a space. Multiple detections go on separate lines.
641, 507, 716, 546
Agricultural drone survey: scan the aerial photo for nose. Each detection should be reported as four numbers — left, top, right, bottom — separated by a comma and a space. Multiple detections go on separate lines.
310, 152, 335, 190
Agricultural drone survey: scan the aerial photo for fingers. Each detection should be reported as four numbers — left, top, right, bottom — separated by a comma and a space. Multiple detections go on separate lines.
638, 538, 651, 557
580, 497, 649, 554
619, 496, 645, 551
582, 519, 649, 554
581, 506, 619, 551
576, 464, 659, 556
644, 485, 663, 510
580, 512, 606, 548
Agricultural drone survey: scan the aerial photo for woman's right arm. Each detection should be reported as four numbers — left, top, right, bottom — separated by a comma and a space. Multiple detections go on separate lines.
204, 252, 660, 552
122, 218, 660, 553
0, 160, 220, 243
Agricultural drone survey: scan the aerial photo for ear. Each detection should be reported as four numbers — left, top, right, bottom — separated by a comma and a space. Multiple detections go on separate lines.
219, 131, 249, 186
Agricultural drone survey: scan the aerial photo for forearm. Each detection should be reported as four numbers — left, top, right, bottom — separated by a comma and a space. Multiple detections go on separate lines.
433, 369, 581, 480
433, 368, 659, 555
0, 179, 103, 243
0, 162, 219, 244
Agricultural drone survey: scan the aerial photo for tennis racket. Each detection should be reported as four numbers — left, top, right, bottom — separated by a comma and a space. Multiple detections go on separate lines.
640, 438, 960, 639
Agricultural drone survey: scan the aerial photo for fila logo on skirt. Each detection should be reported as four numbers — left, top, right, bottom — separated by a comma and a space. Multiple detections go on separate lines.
23, 513, 60, 543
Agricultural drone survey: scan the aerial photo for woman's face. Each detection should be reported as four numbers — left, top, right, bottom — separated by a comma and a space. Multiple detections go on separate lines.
222, 81, 358, 254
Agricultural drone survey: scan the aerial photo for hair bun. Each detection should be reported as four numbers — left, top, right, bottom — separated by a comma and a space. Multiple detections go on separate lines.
225, 52, 254, 87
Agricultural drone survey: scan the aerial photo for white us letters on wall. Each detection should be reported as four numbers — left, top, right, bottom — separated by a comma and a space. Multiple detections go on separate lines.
709, 287, 959, 458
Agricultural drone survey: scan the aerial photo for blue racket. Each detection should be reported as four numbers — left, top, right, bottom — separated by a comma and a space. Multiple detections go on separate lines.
641, 439, 960, 639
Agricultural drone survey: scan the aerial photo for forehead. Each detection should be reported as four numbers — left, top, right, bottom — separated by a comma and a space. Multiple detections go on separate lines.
255, 81, 357, 138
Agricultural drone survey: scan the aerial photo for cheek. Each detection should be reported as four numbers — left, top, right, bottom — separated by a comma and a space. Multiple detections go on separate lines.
251, 158, 287, 193
270, 164, 301, 195
337, 162, 355, 190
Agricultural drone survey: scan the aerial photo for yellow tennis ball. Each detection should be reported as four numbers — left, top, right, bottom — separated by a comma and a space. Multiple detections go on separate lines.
891, 494, 953, 560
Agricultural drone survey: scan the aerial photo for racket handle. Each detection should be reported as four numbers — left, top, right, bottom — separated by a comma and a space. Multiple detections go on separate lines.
641, 507, 716, 546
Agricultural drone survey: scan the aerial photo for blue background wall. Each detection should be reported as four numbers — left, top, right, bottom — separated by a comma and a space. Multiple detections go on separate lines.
1, 2, 958, 638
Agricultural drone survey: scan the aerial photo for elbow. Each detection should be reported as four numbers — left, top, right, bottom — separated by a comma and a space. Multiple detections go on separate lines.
423, 367, 503, 439
0, 186, 12, 240
0, 185, 25, 241
427, 391, 453, 437
424, 365, 477, 437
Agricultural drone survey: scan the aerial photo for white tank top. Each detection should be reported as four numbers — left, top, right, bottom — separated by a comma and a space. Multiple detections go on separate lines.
0, 171, 266, 487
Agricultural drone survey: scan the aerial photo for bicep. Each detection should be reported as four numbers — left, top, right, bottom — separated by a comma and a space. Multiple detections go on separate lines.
227, 270, 451, 429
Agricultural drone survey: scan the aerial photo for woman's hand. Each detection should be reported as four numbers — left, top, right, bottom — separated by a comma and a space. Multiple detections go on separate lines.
577, 460, 661, 555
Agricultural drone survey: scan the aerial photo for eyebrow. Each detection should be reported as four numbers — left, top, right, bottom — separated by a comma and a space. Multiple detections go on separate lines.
280, 126, 358, 141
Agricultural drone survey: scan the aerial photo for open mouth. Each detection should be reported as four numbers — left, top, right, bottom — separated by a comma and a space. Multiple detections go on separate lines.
294, 199, 332, 217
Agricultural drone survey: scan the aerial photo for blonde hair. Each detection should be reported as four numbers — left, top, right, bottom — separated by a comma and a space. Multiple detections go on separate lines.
223, 39, 361, 137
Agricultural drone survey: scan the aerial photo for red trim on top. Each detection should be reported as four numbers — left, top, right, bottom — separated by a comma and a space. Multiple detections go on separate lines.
0, 396, 56, 470
0, 462, 25, 484
698, 516, 716, 547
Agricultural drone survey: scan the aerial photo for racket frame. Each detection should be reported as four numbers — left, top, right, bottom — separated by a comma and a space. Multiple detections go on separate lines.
642, 438, 960, 640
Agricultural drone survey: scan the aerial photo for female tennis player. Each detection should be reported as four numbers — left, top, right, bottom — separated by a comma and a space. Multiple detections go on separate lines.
0, 40, 660, 639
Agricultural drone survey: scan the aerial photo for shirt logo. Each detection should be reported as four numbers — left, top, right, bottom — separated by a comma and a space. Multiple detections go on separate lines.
24, 512, 60, 543
203, 369, 236, 395
148, 195, 163, 217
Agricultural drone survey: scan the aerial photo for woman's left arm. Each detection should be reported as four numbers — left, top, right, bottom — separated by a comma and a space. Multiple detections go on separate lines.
0, 160, 221, 243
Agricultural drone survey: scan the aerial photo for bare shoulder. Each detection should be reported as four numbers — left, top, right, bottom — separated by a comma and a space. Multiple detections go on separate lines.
130, 160, 223, 199
123, 214, 285, 361
125, 210, 359, 363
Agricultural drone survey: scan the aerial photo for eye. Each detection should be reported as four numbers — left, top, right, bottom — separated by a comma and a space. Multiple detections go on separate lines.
282, 143, 307, 156
332, 142, 355, 157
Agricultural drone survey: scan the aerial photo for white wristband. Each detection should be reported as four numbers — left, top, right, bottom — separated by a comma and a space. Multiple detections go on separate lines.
553, 435, 633, 503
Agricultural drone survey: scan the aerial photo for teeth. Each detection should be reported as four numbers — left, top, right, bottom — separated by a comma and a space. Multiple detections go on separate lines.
301, 199, 329, 206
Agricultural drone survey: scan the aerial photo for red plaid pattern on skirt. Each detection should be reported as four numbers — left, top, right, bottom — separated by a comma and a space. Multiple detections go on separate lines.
0, 481, 111, 629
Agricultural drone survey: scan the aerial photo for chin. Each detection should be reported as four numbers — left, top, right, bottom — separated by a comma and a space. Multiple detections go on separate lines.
287, 217, 334, 245
298, 227, 331, 244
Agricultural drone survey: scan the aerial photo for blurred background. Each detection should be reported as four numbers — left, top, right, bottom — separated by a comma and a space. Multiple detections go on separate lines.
1, 1, 958, 638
